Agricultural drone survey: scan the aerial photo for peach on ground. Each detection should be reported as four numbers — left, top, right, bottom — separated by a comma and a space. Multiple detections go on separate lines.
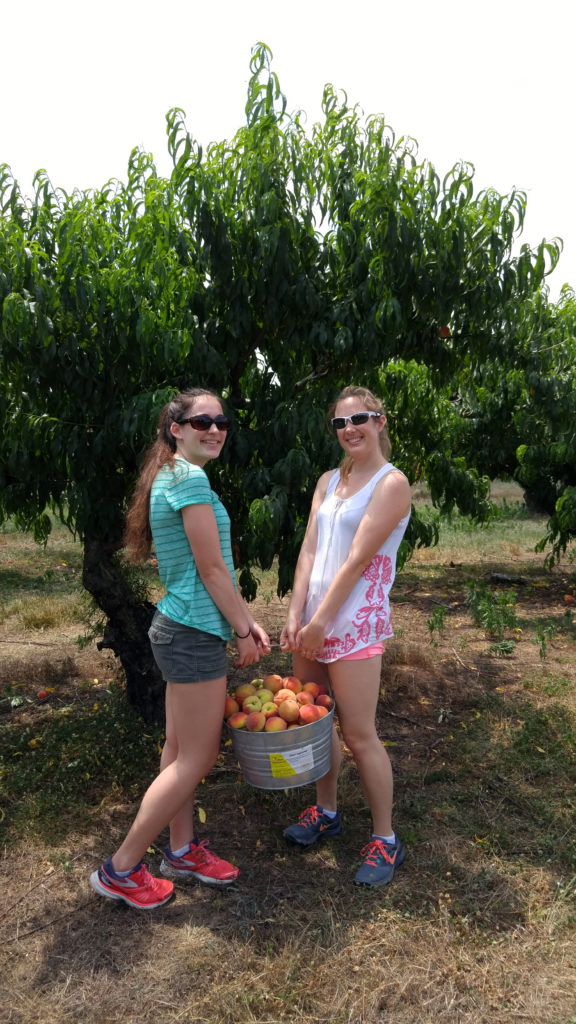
277, 699, 300, 724
227, 711, 248, 729
265, 716, 287, 732
245, 711, 266, 732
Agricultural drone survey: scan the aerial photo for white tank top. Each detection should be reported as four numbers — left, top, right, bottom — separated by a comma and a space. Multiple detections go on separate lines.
302, 463, 410, 663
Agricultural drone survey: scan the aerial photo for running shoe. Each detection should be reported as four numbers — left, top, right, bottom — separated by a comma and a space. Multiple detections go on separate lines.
160, 838, 239, 886
353, 838, 406, 886
283, 805, 342, 846
90, 858, 174, 909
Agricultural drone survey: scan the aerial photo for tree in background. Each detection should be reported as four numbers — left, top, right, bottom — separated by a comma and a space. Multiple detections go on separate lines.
0, 44, 571, 722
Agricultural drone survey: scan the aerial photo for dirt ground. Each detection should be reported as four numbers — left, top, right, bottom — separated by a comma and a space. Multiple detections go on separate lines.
1, 546, 576, 1023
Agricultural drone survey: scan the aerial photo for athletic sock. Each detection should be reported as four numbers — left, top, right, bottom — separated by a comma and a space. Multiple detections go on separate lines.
320, 807, 338, 820
372, 832, 396, 845
170, 842, 192, 858
107, 858, 137, 878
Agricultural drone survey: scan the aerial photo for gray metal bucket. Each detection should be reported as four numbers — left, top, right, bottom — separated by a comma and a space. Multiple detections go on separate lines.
228, 706, 334, 790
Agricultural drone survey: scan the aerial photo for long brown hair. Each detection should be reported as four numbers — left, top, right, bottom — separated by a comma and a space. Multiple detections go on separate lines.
329, 385, 392, 481
123, 388, 222, 563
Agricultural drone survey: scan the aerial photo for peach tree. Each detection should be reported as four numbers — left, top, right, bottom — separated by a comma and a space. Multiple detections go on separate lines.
0, 44, 566, 721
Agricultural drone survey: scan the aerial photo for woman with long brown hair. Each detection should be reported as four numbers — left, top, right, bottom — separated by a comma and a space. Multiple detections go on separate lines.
280, 385, 411, 887
90, 387, 270, 909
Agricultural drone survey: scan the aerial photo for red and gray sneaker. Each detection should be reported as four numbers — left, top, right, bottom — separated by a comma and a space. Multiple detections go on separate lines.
354, 838, 406, 887
284, 805, 342, 846
90, 858, 174, 909
160, 838, 239, 886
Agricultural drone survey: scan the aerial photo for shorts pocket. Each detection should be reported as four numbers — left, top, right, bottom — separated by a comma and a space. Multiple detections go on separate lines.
148, 625, 174, 646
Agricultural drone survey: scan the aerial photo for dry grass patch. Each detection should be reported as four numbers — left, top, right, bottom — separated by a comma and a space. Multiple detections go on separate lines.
1, 511, 576, 1023
2, 593, 87, 632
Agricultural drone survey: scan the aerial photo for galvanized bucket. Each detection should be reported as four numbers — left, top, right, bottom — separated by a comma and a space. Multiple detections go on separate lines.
228, 706, 334, 790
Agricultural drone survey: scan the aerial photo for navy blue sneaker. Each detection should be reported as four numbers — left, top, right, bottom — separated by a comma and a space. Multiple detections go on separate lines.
284, 805, 342, 846
354, 838, 405, 886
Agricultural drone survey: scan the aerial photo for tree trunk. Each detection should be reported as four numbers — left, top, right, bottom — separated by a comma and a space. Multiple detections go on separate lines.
82, 538, 165, 724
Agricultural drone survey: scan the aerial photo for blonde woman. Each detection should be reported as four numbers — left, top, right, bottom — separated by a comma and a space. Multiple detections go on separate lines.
280, 386, 411, 886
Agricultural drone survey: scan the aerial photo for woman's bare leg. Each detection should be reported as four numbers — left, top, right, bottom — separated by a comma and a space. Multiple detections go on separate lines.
292, 651, 341, 811
111, 677, 226, 871
328, 656, 393, 836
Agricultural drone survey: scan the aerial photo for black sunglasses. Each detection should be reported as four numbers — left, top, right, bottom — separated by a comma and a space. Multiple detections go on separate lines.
178, 414, 231, 432
331, 411, 382, 431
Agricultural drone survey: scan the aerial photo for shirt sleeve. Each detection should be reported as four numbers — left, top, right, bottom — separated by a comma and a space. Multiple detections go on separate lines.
165, 462, 212, 511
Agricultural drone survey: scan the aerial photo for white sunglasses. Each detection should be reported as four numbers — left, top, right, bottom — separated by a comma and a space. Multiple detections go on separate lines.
331, 411, 382, 431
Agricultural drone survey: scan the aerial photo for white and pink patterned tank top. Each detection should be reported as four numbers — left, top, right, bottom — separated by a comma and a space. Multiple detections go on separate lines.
302, 463, 410, 663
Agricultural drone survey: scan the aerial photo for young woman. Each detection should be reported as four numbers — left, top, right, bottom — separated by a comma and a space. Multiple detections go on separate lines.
280, 385, 411, 887
90, 388, 270, 909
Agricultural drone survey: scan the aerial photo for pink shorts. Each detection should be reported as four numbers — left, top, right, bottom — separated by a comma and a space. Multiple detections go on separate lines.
338, 642, 385, 662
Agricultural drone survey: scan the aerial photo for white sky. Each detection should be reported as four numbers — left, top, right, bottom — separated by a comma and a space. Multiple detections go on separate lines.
2, 0, 574, 299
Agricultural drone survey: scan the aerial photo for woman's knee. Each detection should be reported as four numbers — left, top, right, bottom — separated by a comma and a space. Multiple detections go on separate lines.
339, 724, 379, 759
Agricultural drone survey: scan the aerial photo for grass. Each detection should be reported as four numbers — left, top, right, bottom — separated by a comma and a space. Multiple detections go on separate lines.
1, 494, 576, 1023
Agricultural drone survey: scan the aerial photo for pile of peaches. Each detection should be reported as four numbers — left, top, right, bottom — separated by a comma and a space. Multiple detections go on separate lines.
224, 673, 334, 732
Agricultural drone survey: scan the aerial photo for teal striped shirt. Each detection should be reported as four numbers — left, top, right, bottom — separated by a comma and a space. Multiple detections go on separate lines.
150, 456, 234, 639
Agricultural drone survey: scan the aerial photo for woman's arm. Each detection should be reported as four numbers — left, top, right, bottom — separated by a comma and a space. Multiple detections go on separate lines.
280, 471, 333, 650
181, 504, 269, 664
297, 471, 411, 657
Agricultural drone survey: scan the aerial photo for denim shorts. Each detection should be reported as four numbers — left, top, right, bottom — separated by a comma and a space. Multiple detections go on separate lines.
148, 611, 228, 683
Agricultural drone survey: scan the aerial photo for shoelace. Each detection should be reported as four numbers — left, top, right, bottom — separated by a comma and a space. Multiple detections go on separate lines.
191, 839, 218, 864
129, 863, 165, 890
298, 806, 321, 825
359, 839, 394, 866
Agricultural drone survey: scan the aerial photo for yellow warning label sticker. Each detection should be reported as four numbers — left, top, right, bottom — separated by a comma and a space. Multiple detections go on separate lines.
268, 745, 314, 777
269, 754, 297, 778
